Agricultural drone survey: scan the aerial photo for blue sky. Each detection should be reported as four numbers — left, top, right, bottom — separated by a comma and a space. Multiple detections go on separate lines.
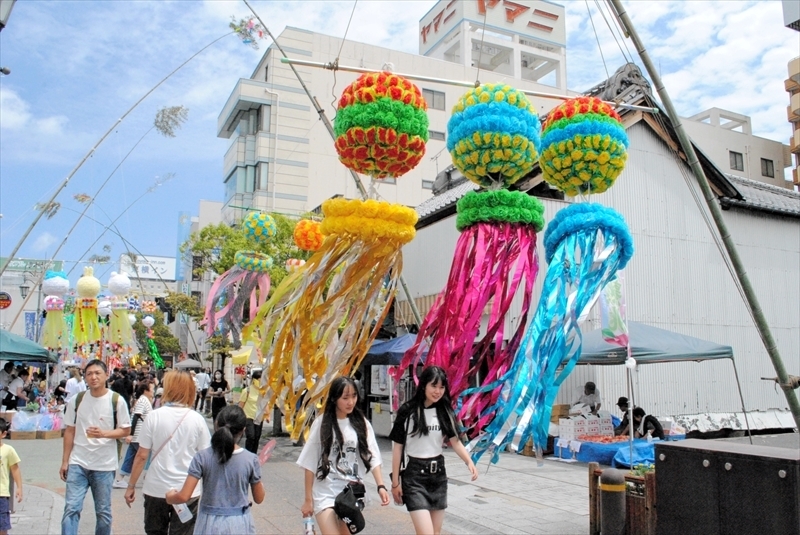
1, 0, 797, 284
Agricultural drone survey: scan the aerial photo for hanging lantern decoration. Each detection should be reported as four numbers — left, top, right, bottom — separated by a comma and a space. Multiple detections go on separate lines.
203, 212, 276, 349
397, 84, 545, 436
447, 83, 541, 188
285, 258, 306, 272
140, 315, 164, 370
293, 219, 323, 251
41, 270, 70, 352
141, 315, 155, 328
334, 71, 428, 179
128, 313, 137, 326
539, 96, 629, 196
72, 266, 102, 346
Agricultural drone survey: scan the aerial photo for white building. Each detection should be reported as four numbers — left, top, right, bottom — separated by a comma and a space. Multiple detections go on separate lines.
216, 0, 568, 223
398, 79, 800, 431
0, 258, 64, 341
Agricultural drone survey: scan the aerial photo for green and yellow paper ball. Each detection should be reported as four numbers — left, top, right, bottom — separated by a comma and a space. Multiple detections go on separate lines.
447, 83, 541, 188
539, 96, 629, 196
242, 212, 277, 244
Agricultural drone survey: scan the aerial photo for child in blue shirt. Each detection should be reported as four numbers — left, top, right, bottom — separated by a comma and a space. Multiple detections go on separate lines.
166, 405, 264, 535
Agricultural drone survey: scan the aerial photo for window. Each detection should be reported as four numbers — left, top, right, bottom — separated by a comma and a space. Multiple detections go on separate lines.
422, 180, 434, 190
761, 158, 774, 178
729, 151, 744, 171
264, 66, 269, 82
428, 130, 446, 141
423, 89, 446, 111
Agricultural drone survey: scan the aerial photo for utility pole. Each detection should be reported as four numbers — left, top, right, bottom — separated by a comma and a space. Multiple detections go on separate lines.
608, 0, 800, 429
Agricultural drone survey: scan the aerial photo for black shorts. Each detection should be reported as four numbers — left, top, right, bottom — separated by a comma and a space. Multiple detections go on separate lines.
402, 455, 447, 512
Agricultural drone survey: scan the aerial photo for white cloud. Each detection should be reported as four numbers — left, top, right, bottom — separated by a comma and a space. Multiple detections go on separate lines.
0, 88, 32, 129
32, 232, 57, 252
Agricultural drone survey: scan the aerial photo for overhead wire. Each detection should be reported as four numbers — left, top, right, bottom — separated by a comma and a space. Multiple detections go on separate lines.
585, 0, 610, 81
330, 0, 359, 114
595, 0, 632, 64
474, 8, 489, 86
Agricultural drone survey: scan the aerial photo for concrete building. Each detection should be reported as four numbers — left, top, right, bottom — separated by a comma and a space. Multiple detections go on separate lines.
682, 108, 793, 189
216, 0, 569, 224
0, 258, 63, 341
398, 71, 800, 431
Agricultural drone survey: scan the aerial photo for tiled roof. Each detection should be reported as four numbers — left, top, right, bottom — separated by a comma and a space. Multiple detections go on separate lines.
722, 174, 800, 217
416, 180, 478, 218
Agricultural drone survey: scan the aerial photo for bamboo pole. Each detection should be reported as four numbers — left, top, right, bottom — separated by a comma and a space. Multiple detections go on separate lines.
242, 0, 424, 327
608, 0, 800, 429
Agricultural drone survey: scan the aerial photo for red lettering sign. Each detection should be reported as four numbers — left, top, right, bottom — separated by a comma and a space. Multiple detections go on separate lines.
421, 3, 458, 44
502, 1, 530, 22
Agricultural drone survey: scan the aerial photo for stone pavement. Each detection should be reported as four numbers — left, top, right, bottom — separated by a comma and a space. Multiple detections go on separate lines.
6, 419, 591, 535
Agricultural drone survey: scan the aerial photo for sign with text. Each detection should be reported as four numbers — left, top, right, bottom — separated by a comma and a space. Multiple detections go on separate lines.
0, 292, 11, 310
119, 254, 177, 281
0, 257, 64, 273
419, 0, 565, 55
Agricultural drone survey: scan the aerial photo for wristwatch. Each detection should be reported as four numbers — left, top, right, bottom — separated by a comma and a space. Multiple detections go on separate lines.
377, 485, 388, 494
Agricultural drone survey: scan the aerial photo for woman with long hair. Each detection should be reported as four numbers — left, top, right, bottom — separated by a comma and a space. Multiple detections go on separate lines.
124, 371, 211, 534
389, 366, 478, 535
297, 376, 390, 535
167, 405, 265, 534
114, 380, 154, 489
208, 369, 229, 422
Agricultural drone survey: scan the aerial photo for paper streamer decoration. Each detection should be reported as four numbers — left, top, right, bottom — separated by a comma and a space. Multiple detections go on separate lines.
468, 203, 633, 463
447, 83, 541, 188
600, 274, 628, 348
202, 212, 275, 349
41, 270, 70, 352
244, 198, 417, 439
539, 96, 628, 196
72, 267, 101, 345
335, 71, 428, 179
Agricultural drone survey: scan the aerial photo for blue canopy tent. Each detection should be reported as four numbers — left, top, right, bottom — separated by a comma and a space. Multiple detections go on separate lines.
363, 334, 428, 366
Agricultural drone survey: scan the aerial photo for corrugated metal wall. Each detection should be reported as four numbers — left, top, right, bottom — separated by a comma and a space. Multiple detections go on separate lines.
399, 122, 800, 418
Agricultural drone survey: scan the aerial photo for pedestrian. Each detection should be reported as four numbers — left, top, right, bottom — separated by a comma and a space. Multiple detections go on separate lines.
389, 366, 478, 535
111, 368, 133, 411
208, 370, 229, 423
60, 359, 132, 535
124, 370, 211, 535
64, 368, 86, 404
166, 405, 265, 534
0, 417, 23, 535
194, 368, 210, 413
53, 380, 67, 405
114, 380, 155, 489
6, 370, 28, 409
298, 376, 390, 535
238, 370, 266, 454
0, 364, 14, 412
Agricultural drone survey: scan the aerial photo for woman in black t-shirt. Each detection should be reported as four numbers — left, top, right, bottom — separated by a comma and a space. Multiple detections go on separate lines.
208, 369, 230, 422
389, 366, 478, 535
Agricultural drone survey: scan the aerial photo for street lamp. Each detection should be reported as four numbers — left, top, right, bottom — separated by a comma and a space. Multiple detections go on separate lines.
18, 282, 30, 298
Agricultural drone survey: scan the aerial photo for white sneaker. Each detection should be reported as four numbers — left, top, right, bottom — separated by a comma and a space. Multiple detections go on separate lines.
113, 479, 128, 489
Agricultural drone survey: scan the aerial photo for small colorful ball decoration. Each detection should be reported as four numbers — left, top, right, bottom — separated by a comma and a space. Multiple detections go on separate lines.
285, 258, 306, 272
334, 71, 429, 179
539, 96, 629, 196
141, 300, 158, 314
293, 219, 323, 251
447, 83, 541, 188
242, 212, 277, 245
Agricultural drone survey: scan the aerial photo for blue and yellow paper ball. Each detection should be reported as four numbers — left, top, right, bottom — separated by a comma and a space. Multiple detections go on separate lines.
539, 96, 628, 197
447, 83, 541, 188
242, 212, 277, 244
235, 250, 273, 273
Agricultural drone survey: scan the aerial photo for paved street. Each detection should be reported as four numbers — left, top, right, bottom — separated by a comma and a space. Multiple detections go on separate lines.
6, 420, 591, 535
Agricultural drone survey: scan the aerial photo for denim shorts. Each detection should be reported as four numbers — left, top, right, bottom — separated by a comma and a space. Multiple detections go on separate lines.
0, 496, 10, 531
401, 455, 447, 512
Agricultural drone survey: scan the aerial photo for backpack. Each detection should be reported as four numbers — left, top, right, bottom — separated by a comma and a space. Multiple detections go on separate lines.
74, 391, 121, 430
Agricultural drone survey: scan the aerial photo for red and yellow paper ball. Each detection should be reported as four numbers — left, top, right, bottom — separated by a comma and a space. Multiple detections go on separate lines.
285, 258, 306, 272
334, 71, 429, 179
447, 83, 541, 188
539, 96, 629, 196
293, 219, 323, 251
242, 212, 277, 245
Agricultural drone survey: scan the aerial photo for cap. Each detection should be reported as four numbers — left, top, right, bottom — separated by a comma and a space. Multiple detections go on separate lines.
334, 486, 365, 534
616, 397, 629, 407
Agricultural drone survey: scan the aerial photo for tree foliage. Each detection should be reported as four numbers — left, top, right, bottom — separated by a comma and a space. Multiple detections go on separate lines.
164, 291, 203, 322
180, 213, 315, 291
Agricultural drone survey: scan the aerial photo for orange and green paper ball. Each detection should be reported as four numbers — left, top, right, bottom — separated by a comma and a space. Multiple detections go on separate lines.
447, 83, 541, 188
539, 96, 629, 196
334, 71, 429, 179
293, 219, 323, 251
242, 212, 277, 244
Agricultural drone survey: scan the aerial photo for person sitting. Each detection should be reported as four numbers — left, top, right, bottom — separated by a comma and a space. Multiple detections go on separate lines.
614, 397, 632, 436
575, 381, 601, 415
619, 407, 665, 440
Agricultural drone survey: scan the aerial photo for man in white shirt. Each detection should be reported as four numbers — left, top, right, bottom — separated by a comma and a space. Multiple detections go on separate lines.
60, 359, 131, 535
575, 381, 602, 415
0, 363, 15, 410
193, 368, 210, 413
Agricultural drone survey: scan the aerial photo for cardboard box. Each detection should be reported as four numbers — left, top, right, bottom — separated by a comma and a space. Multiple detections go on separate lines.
8, 431, 36, 440
599, 424, 615, 436
572, 417, 587, 436
600, 415, 612, 427
36, 430, 62, 440
558, 418, 575, 439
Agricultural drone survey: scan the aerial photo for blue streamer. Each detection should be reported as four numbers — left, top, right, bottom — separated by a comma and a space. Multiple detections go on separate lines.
467, 203, 633, 464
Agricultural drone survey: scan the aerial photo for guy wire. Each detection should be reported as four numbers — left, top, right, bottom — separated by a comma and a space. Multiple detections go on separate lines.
474, 8, 489, 87
595, 0, 632, 63
331, 0, 359, 113
585, 0, 610, 81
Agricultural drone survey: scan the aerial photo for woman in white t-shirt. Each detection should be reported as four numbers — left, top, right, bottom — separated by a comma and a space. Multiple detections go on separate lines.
114, 380, 154, 488
123, 371, 211, 534
64, 368, 86, 403
389, 366, 478, 535
297, 376, 390, 535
